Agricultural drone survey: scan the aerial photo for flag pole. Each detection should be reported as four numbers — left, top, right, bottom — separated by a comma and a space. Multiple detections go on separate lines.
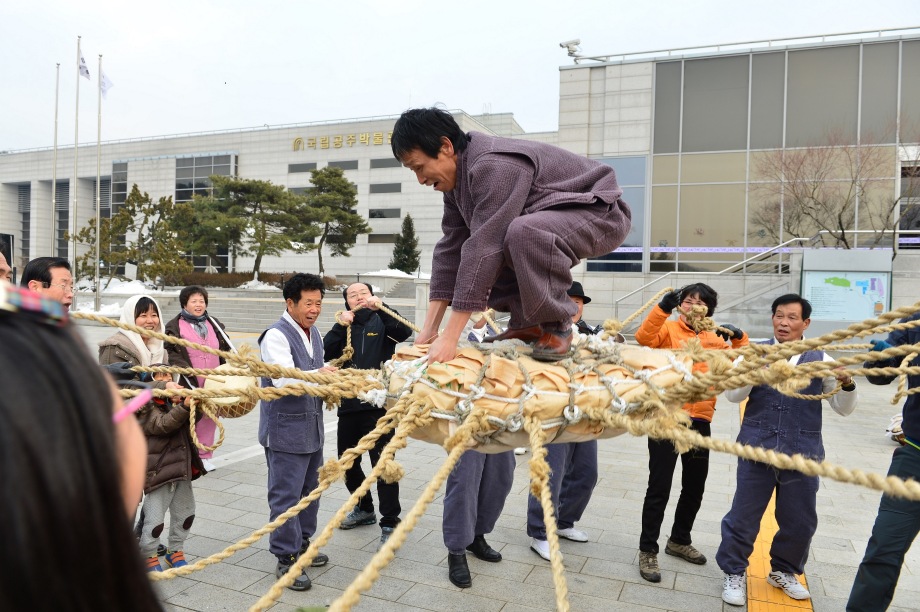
71, 35, 81, 309
94, 54, 103, 312
51, 63, 60, 255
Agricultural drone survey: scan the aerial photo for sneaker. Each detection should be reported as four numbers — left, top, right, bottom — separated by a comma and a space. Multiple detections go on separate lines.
276, 554, 311, 591
514, 447, 528, 455
162, 549, 188, 568
298, 539, 329, 567
722, 573, 746, 606
767, 570, 810, 600
156, 544, 167, 557
664, 538, 707, 565
378, 526, 395, 550
638, 551, 660, 583
530, 537, 551, 561
340, 507, 377, 530
557, 527, 588, 542
145, 555, 163, 573
201, 458, 217, 471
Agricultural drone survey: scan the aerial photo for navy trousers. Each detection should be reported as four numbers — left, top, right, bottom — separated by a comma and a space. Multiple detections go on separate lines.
847, 445, 920, 611
526, 441, 598, 539
715, 458, 819, 575
640, 420, 710, 554
443, 450, 515, 554
337, 409, 401, 528
265, 446, 323, 558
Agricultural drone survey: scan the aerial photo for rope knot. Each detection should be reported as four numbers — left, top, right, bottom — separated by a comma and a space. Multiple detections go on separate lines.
319, 458, 346, 482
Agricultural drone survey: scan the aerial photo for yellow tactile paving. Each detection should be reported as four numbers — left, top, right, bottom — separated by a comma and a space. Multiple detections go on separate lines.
739, 399, 814, 611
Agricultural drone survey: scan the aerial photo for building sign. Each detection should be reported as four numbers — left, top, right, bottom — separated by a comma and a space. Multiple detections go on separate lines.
293, 132, 393, 151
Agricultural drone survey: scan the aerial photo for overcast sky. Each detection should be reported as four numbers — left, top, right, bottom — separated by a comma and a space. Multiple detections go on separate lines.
1, 0, 916, 151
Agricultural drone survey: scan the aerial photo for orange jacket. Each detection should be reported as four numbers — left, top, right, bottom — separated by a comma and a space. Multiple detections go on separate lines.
635, 305, 749, 421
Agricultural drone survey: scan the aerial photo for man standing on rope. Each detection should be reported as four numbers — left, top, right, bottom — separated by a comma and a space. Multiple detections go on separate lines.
635, 283, 748, 583
323, 282, 413, 547
258, 273, 336, 591
847, 310, 920, 611
391, 107, 631, 362
717, 294, 857, 606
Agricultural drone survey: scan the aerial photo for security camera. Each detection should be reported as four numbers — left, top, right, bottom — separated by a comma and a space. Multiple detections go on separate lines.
559, 39, 582, 57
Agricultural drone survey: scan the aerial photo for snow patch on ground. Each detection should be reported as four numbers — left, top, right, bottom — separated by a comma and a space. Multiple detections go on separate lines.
360, 269, 430, 279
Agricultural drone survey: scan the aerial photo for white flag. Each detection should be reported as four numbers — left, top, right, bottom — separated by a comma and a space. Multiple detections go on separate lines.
79, 52, 90, 80
100, 70, 114, 99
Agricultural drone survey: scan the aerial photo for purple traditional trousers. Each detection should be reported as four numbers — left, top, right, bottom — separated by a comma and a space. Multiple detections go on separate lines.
442, 450, 515, 555
488, 201, 630, 330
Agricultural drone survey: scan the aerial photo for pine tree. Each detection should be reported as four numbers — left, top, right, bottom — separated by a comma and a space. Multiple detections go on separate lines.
389, 214, 421, 274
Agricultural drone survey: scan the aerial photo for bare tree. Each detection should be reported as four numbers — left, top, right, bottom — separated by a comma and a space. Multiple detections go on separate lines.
750, 129, 920, 250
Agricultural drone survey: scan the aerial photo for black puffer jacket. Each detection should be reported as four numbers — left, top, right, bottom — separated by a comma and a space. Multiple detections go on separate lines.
323, 304, 413, 414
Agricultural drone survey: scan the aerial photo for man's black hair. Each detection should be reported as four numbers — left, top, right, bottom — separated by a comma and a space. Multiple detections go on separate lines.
20, 257, 71, 287
771, 293, 812, 320
283, 273, 325, 303
678, 283, 718, 317
342, 282, 374, 309
391, 107, 469, 160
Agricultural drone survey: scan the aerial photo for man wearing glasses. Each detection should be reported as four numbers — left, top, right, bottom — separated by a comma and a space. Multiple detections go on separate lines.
21, 257, 74, 311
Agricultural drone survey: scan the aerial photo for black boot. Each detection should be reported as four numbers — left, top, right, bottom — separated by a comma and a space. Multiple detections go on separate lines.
466, 535, 502, 562
448, 552, 472, 588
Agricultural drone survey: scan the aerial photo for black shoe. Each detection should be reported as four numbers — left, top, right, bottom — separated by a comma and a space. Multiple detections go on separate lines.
448, 552, 472, 588
466, 535, 502, 562
299, 539, 329, 567
276, 554, 311, 591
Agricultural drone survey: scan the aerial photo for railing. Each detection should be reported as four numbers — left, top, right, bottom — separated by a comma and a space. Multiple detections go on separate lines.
570, 26, 920, 65
612, 228, 920, 319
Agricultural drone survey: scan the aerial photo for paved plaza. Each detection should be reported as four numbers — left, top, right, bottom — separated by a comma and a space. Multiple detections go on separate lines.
75, 321, 920, 612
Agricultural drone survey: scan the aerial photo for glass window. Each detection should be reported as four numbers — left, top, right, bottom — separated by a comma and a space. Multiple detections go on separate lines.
176, 167, 194, 179
682, 55, 749, 153
901, 41, 920, 141
750, 52, 785, 150
598, 156, 646, 186
369, 183, 401, 194
212, 165, 232, 176
176, 158, 193, 168
328, 160, 359, 170
367, 233, 398, 243
288, 163, 317, 173
370, 157, 402, 169
787, 45, 859, 146
861, 43, 898, 144
194, 156, 213, 167
369, 208, 401, 219
653, 61, 681, 154
214, 155, 231, 165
